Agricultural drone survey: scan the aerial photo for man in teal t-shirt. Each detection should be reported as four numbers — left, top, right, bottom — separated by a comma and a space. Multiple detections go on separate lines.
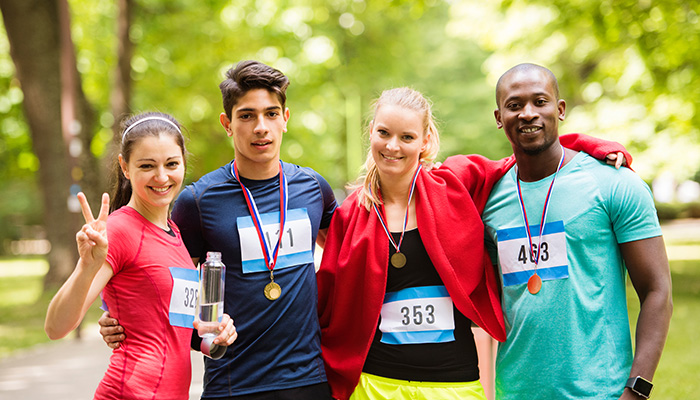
482, 63, 672, 399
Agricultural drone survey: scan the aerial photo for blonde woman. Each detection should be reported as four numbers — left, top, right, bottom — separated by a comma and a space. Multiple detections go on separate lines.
317, 88, 629, 400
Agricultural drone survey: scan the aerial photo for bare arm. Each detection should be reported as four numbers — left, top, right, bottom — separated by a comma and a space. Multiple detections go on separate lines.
316, 228, 329, 249
618, 236, 673, 399
45, 193, 114, 340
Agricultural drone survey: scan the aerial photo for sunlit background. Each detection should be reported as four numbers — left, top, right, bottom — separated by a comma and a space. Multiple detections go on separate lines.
0, 0, 699, 398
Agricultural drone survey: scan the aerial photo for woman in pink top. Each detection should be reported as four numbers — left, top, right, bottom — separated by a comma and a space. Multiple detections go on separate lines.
45, 112, 237, 399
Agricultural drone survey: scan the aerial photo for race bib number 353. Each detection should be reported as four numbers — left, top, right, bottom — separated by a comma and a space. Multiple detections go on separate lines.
379, 286, 455, 345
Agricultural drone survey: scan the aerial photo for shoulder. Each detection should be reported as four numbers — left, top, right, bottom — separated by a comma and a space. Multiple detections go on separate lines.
107, 207, 139, 230
577, 152, 647, 187
185, 163, 234, 197
106, 207, 144, 243
283, 161, 331, 187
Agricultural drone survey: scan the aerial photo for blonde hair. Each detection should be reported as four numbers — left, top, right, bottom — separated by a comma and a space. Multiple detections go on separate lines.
354, 87, 440, 210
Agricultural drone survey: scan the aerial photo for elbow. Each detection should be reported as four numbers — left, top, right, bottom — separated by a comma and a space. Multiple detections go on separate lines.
44, 320, 69, 340
44, 325, 63, 341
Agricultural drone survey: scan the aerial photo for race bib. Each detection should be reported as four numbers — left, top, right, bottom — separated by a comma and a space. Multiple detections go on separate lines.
168, 267, 199, 328
496, 220, 569, 287
238, 208, 314, 274
379, 286, 455, 345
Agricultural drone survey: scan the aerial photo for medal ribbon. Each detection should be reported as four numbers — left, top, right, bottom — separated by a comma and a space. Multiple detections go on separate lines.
369, 165, 422, 253
514, 146, 565, 275
231, 161, 288, 272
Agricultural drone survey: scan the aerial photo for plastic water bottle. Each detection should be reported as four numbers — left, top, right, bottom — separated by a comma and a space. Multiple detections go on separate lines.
197, 251, 226, 358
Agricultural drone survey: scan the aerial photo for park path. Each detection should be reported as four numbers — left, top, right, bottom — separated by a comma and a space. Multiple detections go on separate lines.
0, 324, 205, 400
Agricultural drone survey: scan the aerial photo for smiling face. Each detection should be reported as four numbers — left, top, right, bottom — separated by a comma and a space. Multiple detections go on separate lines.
495, 68, 566, 157
370, 103, 428, 182
120, 134, 185, 214
220, 88, 289, 180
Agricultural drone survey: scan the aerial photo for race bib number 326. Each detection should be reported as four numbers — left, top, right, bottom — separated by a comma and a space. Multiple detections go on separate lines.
168, 267, 199, 328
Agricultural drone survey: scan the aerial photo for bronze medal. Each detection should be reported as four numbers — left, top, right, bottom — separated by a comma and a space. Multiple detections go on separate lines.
264, 281, 282, 300
527, 273, 542, 295
391, 252, 407, 269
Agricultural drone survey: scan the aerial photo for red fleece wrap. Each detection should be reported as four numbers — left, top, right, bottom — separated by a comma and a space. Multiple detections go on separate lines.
316, 134, 631, 400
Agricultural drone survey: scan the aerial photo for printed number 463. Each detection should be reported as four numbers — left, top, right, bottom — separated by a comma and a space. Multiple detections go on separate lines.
518, 242, 549, 264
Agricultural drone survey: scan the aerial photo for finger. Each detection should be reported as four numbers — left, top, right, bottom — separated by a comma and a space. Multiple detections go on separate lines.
77, 192, 95, 224
104, 333, 126, 345
108, 342, 121, 350
216, 315, 236, 345
615, 152, 624, 169
98, 311, 116, 327
224, 330, 238, 346
97, 193, 110, 223
215, 322, 237, 346
85, 227, 108, 247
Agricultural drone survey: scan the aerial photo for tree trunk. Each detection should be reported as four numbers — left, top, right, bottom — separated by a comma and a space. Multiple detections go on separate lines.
108, 0, 134, 163
0, 0, 97, 291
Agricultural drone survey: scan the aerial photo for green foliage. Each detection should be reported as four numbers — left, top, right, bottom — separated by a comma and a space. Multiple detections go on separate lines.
656, 202, 700, 220
61, 0, 500, 188
448, 0, 700, 181
1, 0, 698, 252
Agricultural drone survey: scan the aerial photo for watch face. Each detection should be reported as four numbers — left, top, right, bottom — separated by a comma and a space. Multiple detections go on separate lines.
634, 377, 653, 395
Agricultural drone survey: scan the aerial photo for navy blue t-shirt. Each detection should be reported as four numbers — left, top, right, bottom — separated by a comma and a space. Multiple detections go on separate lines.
172, 160, 336, 397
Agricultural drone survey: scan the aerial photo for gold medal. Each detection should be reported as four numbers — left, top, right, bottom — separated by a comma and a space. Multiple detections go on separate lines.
527, 273, 542, 295
391, 252, 407, 268
264, 281, 282, 300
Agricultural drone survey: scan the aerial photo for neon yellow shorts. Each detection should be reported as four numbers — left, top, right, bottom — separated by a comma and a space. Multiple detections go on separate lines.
349, 372, 487, 400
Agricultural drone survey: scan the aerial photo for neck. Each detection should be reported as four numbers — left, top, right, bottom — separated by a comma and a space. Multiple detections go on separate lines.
234, 158, 280, 180
127, 200, 170, 230
515, 142, 570, 182
378, 170, 416, 206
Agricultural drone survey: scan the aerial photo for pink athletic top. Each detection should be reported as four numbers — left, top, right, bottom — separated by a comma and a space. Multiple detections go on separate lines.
95, 206, 195, 400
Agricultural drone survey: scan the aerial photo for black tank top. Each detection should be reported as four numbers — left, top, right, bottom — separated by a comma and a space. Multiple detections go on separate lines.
362, 229, 480, 382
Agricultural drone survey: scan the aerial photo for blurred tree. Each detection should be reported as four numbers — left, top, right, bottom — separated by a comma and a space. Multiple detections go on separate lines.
0, 0, 99, 290
447, 0, 700, 181
2, 0, 697, 291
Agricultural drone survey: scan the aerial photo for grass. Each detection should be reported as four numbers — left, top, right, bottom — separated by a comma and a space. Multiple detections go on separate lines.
0, 257, 104, 357
628, 258, 700, 399
1, 222, 699, 398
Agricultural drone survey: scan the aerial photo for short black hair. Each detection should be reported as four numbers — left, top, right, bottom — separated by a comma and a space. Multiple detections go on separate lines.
495, 63, 559, 107
219, 60, 290, 119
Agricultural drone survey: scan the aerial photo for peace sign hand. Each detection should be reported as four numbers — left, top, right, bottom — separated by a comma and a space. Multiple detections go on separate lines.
75, 192, 110, 270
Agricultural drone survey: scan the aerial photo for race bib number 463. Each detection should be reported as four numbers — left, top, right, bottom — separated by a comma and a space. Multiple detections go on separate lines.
496, 220, 569, 287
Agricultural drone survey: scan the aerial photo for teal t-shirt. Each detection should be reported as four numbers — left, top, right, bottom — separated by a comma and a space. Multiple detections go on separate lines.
482, 152, 661, 400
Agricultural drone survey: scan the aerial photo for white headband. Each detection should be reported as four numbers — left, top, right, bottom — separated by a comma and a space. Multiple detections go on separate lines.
122, 116, 181, 141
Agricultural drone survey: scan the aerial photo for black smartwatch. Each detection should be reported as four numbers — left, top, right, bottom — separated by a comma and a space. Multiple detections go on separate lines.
626, 376, 653, 398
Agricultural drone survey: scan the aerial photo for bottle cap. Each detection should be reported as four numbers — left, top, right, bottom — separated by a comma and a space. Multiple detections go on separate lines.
200, 335, 227, 359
